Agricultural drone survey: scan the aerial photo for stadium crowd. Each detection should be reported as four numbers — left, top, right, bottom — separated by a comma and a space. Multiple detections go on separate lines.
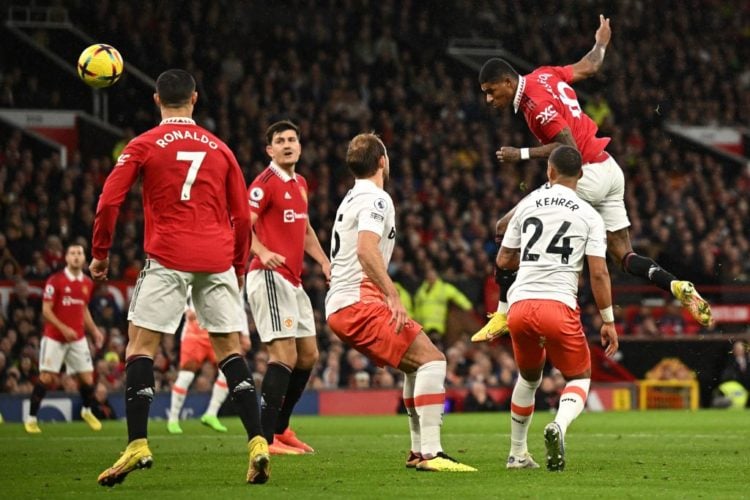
1, 1, 748, 402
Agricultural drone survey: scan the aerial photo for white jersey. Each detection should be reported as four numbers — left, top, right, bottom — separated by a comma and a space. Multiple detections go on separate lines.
504, 183, 607, 309
325, 179, 396, 317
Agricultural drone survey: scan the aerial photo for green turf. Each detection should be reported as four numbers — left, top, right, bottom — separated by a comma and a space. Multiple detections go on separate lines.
1, 410, 748, 499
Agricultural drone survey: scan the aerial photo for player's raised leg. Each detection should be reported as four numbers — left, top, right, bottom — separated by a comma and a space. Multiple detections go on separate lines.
201, 371, 229, 432
98, 325, 157, 487
610, 224, 712, 326
473, 213, 515, 342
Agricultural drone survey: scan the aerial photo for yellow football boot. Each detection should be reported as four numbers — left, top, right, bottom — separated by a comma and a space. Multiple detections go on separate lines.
671, 281, 712, 327
247, 435, 270, 484
471, 311, 509, 342
98, 438, 153, 487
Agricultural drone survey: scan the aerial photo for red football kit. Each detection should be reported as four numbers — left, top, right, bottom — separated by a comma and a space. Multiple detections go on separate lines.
93, 118, 250, 275
517, 65, 610, 164
247, 163, 309, 286
43, 268, 93, 343
179, 316, 216, 367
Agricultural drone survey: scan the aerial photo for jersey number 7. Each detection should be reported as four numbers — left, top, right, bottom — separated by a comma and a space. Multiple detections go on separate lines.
176, 151, 206, 201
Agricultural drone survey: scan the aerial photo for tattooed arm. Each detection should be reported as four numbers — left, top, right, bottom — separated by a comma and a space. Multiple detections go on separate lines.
496, 128, 578, 163
571, 14, 611, 83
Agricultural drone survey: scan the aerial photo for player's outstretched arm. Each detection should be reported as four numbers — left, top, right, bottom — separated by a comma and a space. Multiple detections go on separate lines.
570, 14, 611, 83
498, 128, 578, 163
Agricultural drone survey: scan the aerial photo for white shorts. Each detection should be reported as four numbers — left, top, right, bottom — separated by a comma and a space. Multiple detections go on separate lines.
128, 259, 245, 334
39, 336, 93, 374
245, 269, 316, 343
576, 155, 630, 232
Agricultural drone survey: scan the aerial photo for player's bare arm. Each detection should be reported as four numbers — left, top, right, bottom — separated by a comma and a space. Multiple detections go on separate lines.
587, 254, 618, 356
497, 128, 578, 163
42, 301, 77, 341
496, 246, 521, 271
249, 212, 286, 269
303, 221, 332, 282
357, 230, 407, 332
84, 308, 105, 349
571, 14, 611, 83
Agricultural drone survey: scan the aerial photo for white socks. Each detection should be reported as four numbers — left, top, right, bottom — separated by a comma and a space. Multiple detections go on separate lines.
497, 301, 509, 314
509, 376, 541, 456
554, 378, 590, 438
402, 371, 421, 453
413, 360, 447, 457
169, 370, 195, 422
204, 371, 229, 418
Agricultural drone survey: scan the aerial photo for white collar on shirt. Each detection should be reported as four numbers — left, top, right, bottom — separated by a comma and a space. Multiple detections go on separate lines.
269, 161, 296, 182
513, 75, 526, 114
160, 117, 196, 125
64, 267, 84, 282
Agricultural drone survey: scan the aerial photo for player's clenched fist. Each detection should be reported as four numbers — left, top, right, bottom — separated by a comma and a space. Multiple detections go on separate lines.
497, 147, 521, 163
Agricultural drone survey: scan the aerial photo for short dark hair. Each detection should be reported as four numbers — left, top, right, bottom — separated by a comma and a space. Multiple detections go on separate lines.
478, 58, 519, 84
549, 146, 582, 177
265, 120, 300, 145
346, 133, 386, 178
156, 69, 196, 107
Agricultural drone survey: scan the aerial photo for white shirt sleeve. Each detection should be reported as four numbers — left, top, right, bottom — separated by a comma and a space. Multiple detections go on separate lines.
584, 211, 608, 257
356, 195, 388, 236
502, 206, 523, 249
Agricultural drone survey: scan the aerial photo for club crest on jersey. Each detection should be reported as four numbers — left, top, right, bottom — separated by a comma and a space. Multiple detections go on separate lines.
373, 198, 387, 212
536, 105, 557, 125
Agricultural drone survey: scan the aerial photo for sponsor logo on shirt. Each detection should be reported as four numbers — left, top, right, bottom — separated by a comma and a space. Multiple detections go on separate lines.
283, 209, 308, 223
62, 296, 86, 306
536, 105, 557, 125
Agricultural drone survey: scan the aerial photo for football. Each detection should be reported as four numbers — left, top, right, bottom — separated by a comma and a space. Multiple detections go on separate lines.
76, 44, 124, 88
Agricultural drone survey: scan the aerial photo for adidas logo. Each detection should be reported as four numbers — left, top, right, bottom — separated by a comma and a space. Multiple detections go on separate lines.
137, 387, 154, 400
284, 192, 292, 199
233, 380, 254, 393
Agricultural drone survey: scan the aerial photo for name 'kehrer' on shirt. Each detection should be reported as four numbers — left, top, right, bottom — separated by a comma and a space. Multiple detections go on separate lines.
535, 196, 580, 211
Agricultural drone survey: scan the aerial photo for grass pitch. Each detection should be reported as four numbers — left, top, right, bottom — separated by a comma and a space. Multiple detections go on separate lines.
0, 410, 748, 499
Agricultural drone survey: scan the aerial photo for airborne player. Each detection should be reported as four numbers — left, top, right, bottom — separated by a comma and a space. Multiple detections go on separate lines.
474, 14, 712, 342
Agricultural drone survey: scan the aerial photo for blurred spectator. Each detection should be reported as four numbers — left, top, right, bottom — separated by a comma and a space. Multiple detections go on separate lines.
463, 380, 498, 412
720, 341, 750, 391
413, 267, 472, 345
91, 382, 118, 420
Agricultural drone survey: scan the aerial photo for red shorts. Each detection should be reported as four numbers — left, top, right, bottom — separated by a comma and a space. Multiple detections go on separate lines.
180, 334, 216, 368
507, 299, 590, 378
327, 301, 422, 368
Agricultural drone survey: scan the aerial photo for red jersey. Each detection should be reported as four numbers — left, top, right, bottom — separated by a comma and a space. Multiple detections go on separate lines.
248, 163, 309, 286
517, 65, 610, 164
43, 268, 93, 342
93, 118, 250, 275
